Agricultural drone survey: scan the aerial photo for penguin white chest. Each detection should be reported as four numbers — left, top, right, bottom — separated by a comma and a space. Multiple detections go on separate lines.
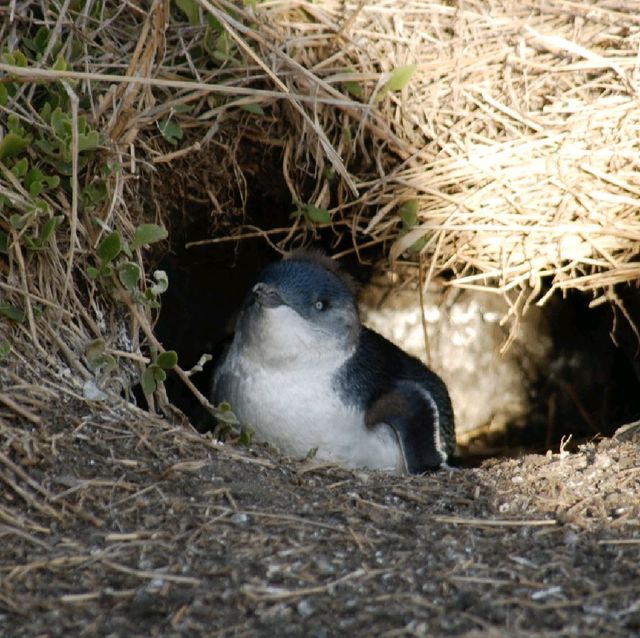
223, 353, 403, 472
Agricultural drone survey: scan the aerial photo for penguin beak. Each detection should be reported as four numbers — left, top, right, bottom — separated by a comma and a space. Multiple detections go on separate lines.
252, 282, 285, 308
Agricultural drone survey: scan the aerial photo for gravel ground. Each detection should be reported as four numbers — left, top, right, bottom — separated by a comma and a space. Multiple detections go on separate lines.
1, 401, 639, 637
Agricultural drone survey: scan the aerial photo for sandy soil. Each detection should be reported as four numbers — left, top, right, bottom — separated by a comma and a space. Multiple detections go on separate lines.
1, 401, 639, 637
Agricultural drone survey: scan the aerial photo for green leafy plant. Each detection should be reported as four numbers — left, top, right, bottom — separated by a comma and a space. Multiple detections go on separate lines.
383, 64, 417, 94
213, 401, 254, 445
85, 339, 117, 376
240, 103, 265, 116
36, 106, 101, 175
140, 350, 178, 395
87, 231, 122, 279
24, 214, 65, 251
87, 224, 168, 287
0, 341, 11, 363
81, 179, 108, 210
131, 224, 169, 250
4, 154, 63, 251
341, 67, 365, 99
175, 0, 200, 25
0, 45, 102, 263
399, 199, 419, 227
158, 118, 183, 146
398, 199, 427, 254
0, 115, 32, 161
0, 304, 26, 323
291, 201, 331, 225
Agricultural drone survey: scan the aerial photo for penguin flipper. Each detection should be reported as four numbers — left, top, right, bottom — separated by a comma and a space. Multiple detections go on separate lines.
365, 381, 447, 474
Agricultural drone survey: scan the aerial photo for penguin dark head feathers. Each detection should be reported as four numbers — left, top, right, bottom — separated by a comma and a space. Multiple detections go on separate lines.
240, 251, 360, 362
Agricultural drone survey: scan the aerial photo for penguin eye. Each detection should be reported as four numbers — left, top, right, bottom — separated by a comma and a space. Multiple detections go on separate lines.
314, 300, 326, 311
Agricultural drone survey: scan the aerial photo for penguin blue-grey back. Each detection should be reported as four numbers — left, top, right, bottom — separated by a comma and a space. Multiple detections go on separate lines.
211, 252, 455, 473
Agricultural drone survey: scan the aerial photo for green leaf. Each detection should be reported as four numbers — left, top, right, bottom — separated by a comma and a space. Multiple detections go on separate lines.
11, 157, 29, 180
158, 118, 183, 146
215, 402, 240, 425
100, 354, 117, 375
81, 180, 107, 208
85, 339, 106, 366
0, 133, 29, 160
399, 199, 419, 228
38, 215, 64, 245
39, 101, 53, 124
408, 236, 427, 255
142, 290, 161, 309
141, 366, 157, 395
175, 0, 200, 25
384, 64, 417, 93
12, 50, 28, 67
240, 103, 265, 116
0, 304, 25, 323
239, 424, 254, 445
78, 130, 100, 152
153, 367, 167, 382
306, 205, 331, 224
11, 157, 29, 178
50, 158, 74, 176
77, 115, 89, 135
30, 197, 49, 216
23, 26, 50, 55
131, 224, 168, 250
7, 115, 24, 135
214, 31, 232, 61
0, 341, 11, 362
53, 54, 68, 71
78, 131, 100, 153
86, 266, 100, 279
344, 80, 364, 98
85, 339, 117, 375
50, 107, 70, 139
31, 180, 45, 197
118, 261, 141, 291
156, 350, 178, 369
0, 84, 8, 107
44, 174, 60, 189
97, 231, 122, 264
24, 166, 42, 186
10, 213, 29, 230
34, 137, 55, 155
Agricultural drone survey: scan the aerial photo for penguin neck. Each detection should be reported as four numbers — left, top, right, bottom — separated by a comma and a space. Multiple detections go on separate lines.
235, 336, 356, 372
237, 304, 359, 371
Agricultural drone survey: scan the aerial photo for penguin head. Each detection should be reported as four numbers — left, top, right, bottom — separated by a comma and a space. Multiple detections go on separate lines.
239, 252, 360, 364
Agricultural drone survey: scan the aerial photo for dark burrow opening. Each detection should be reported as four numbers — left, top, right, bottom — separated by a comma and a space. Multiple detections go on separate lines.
475, 289, 640, 458
151, 156, 640, 465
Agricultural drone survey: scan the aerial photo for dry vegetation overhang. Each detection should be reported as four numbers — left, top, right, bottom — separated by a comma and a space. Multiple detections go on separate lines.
1, 0, 640, 412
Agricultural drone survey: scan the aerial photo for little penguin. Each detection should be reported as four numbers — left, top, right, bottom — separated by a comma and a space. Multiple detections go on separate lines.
211, 251, 455, 474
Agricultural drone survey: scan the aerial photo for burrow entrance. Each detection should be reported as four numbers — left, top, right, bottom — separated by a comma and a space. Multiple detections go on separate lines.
150, 150, 640, 464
